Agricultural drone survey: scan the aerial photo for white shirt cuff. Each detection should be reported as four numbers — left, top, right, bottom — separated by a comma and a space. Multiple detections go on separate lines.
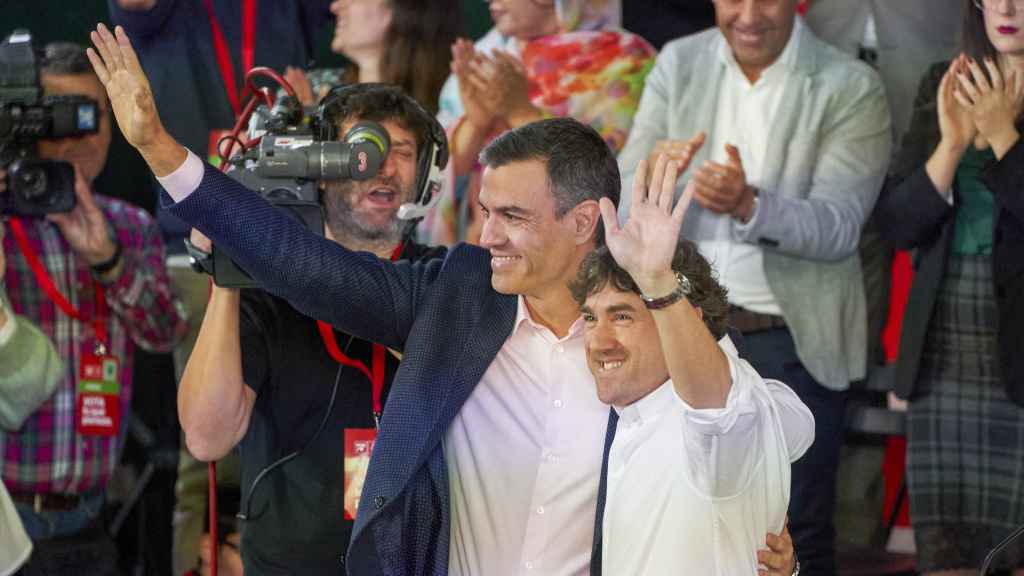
156, 148, 205, 203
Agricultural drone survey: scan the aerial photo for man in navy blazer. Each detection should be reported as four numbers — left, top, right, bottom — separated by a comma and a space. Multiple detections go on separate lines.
86, 24, 797, 575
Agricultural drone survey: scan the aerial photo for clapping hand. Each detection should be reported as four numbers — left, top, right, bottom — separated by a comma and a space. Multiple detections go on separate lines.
451, 39, 501, 132
954, 55, 1024, 157
692, 144, 757, 222
937, 56, 979, 154
489, 50, 541, 127
601, 154, 697, 294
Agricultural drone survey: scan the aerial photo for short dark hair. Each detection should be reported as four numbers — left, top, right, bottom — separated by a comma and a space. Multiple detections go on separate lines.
319, 83, 434, 157
479, 117, 621, 219
569, 241, 730, 340
962, 0, 996, 61
41, 42, 93, 76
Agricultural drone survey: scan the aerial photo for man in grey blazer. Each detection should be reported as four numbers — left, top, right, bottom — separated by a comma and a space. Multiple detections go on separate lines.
617, 1, 891, 573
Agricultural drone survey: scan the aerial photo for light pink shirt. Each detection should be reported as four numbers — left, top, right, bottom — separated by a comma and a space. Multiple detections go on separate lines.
446, 296, 609, 575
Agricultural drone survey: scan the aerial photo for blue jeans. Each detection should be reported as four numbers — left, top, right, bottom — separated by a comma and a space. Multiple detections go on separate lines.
14, 490, 105, 541
744, 328, 848, 576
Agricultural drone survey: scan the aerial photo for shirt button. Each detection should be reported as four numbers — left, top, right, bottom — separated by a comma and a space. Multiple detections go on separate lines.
553, 399, 563, 408
536, 506, 545, 515
555, 344, 564, 353
525, 561, 534, 571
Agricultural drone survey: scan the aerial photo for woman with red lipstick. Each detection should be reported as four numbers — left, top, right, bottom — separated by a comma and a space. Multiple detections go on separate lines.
283, 0, 460, 114
876, 0, 1024, 573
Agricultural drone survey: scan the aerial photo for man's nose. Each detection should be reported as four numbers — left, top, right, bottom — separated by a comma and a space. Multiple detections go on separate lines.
478, 214, 504, 248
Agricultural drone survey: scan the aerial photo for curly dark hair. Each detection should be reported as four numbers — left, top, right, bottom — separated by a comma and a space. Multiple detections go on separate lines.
569, 240, 730, 340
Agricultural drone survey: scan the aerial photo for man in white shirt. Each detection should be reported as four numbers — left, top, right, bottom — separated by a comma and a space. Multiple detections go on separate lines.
617, 1, 891, 572
574, 157, 814, 574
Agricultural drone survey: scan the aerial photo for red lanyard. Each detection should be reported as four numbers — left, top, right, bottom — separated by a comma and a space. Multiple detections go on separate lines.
202, 0, 257, 117
7, 218, 109, 355
316, 243, 404, 427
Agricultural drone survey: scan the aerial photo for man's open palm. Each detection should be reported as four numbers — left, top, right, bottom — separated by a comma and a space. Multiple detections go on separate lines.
601, 154, 696, 282
87, 24, 162, 149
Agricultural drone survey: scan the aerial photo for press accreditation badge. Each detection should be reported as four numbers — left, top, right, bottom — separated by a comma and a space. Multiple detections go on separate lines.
76, 354, 121, 437
343, 428, 378, 520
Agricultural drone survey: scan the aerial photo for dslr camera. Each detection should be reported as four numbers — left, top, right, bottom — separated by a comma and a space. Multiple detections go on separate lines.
0, 30, 99, 216
207, 95, 390, 288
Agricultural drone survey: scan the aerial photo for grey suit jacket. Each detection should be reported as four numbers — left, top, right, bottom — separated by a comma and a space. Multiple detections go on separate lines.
803, 0, 961, 147
618, 22, 892, 389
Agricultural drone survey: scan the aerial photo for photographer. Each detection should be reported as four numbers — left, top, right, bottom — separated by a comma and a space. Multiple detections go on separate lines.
177, 84, 445, 575
0, 42, 187, 573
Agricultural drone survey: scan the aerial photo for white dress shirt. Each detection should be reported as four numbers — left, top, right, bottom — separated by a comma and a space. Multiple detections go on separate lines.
447, 296, 609, 576
603, 338, 814, 575
696, 20, 805, 315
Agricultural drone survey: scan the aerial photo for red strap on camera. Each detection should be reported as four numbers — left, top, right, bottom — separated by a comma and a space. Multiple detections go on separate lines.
8, 217, 109, 353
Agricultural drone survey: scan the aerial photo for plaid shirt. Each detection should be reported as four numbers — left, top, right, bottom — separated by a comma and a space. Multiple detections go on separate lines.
1, 194, 188, 495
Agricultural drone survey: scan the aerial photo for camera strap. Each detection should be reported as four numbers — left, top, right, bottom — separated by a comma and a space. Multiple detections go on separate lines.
315, 242, 404, 428
7, 217, 109, 355
201, 0, 257, 118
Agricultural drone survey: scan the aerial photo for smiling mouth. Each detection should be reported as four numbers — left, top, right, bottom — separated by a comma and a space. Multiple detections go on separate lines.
491, 255, 521, 267
596, 360, 624, 372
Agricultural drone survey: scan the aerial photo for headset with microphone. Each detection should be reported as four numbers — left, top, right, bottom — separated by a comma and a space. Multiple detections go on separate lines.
313, 83, 449, 224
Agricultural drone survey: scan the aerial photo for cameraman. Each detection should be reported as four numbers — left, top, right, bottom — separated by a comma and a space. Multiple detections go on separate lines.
177, 84, 445, 575
0, 42, 188, 573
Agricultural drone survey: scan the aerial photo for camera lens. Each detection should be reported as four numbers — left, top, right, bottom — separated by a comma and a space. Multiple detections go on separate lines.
16, 166, 48, 202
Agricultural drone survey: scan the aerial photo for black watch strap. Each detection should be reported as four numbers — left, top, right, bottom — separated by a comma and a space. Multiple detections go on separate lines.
640, 271, 692, 310
90, 242, 123, 275
183, 238, 214, 275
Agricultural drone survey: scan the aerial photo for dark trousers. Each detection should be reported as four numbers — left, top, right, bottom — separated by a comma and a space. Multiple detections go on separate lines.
744, 327, 849, 576
14, 491, 120, 576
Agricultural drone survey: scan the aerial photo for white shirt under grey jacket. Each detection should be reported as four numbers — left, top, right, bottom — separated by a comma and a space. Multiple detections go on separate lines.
603, 338, 814, 575
618, 19, 892, 389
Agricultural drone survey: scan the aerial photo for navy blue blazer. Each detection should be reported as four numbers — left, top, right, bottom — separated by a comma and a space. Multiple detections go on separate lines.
168, 164, 526, 574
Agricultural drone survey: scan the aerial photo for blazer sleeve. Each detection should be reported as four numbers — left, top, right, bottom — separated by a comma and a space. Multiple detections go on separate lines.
166, 164, 444, 351
982, 133, 1024, 226
876, 62, 955, 250
732, 64, 893, 262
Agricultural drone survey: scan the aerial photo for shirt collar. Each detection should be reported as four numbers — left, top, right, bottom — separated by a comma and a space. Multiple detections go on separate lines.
717, 17, 804, 84
612, 334, 738, 426
513, 295, 584, 341
614, 379, 676, 427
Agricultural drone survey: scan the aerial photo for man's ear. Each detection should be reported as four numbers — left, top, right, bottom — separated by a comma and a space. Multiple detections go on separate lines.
572, 200, 602, 246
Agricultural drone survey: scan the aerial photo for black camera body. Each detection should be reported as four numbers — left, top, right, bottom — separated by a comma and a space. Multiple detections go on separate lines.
0, 30, 99, 216
210, 96, 390, 288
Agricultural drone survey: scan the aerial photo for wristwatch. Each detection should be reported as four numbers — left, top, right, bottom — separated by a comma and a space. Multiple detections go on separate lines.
184, 237, 214, 275
639, 270, 692, 310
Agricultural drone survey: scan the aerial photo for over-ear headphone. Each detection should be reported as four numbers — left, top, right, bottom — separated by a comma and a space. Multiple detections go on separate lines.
312, 83, 449, 222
